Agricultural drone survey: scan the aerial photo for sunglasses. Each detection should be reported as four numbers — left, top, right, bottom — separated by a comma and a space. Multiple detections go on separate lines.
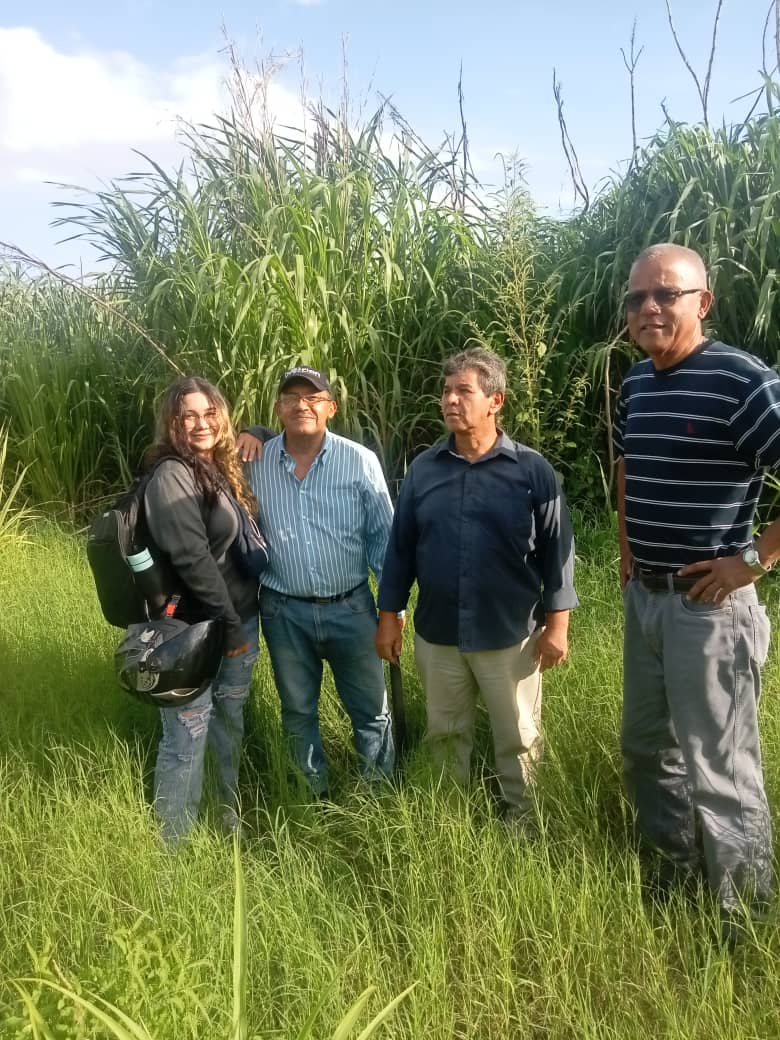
624, 287, 706, 311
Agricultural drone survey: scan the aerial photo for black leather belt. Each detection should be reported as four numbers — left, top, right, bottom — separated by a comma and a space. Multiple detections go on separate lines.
284, 582, 364, 605
632, 563, 699, 593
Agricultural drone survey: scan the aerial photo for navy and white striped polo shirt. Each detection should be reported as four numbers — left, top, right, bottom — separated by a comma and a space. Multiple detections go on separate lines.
613, 339, 780, 569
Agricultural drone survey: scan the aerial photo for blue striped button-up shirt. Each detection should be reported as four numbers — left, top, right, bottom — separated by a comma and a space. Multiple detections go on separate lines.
245, 430, 393, 597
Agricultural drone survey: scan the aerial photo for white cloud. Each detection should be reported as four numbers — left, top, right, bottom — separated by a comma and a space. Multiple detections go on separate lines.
1, 28, 196, 151
0, 27, 304, 157
0, 26, 308, 267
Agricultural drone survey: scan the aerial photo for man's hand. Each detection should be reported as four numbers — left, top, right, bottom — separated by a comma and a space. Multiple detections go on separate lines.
376, 610, 405, 663
225, 641, 250, 658
678, 557, 757, 603
236, 431, 263, 463
534, 610, 569, 672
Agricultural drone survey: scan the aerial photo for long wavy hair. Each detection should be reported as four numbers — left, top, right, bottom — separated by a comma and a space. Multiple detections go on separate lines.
145, 376, 257, 514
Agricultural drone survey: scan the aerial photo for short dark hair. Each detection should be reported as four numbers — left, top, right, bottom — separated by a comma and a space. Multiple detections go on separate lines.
442, 348, 506, 396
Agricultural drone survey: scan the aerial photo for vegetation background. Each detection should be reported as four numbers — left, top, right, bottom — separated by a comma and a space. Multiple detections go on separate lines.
2, 24, 780, 520
4, 7, 780, 1036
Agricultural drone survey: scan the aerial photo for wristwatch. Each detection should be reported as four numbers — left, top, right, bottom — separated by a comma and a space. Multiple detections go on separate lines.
742, 543, 772, 577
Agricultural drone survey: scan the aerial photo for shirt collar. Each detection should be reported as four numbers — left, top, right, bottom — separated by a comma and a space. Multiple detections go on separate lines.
434, 430, 517, 463
279, 428, 332, 461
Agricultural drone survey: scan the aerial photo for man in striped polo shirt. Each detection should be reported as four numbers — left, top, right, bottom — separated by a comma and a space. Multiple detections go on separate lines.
243, 366, 395, 795
614, 243, 780, 934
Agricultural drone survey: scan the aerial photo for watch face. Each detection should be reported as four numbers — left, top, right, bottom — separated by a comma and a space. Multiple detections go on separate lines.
742, 547, 767, 574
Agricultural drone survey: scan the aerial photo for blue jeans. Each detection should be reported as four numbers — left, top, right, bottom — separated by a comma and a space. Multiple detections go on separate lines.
153, 616, 259, 841
260, 582, 394, 793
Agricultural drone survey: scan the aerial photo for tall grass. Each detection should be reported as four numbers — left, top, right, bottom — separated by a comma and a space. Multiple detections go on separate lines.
4, 85, 780, 512
473, 193, 595, 496
548, 80, 780, 457
3, 525, 780, 1037
51, 107, 494, 481
12, 836, 414, 1040
0, 272, 159, 514
0, 425, 37, 552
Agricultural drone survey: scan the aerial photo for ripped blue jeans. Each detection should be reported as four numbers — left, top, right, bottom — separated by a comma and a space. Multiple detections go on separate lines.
153, 616, 259, 841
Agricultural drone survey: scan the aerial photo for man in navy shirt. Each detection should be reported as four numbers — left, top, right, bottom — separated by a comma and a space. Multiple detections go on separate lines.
614, 243, 780, 936
376, 348, 577, 825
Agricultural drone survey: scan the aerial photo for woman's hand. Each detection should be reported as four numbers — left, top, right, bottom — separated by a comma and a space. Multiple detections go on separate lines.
226, 641, 249, 657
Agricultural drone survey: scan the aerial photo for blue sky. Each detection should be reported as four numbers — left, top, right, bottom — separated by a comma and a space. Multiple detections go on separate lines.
0, 0, 774, 271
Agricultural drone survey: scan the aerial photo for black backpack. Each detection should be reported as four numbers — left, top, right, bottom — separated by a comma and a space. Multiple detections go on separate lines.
87, 460, 177, 628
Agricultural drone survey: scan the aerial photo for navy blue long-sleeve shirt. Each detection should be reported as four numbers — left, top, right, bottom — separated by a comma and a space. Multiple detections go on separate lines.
377, 432, 578, 651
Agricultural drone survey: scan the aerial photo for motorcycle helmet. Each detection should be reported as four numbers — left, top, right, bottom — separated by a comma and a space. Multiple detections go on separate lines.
115, 617, 223, 706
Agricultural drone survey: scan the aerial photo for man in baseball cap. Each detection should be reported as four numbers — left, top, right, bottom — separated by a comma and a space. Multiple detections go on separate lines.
241, 366, 395, 795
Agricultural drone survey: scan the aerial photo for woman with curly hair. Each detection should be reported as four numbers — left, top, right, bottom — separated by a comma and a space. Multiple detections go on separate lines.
144, 376, 264, 841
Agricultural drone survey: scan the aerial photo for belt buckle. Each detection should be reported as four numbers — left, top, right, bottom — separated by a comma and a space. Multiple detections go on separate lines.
633, 565, 668, 592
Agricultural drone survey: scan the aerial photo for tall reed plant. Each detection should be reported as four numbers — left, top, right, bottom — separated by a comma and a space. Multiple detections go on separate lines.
53, 106, 494, 481
0, 424, 37, 552
471, 191, 593, 494
548, 81, 780, 466
0, 272, 160, 515
6, 82, 780, 513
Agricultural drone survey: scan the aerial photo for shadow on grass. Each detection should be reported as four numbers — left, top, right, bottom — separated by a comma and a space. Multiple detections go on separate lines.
1, 628, 157, 766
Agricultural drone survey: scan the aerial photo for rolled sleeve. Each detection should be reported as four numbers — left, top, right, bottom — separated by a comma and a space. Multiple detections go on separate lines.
246, 425, 279, 444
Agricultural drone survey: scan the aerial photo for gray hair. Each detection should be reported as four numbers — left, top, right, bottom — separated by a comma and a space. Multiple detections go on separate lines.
442, 348, 506, 396
631, 243, 709, 287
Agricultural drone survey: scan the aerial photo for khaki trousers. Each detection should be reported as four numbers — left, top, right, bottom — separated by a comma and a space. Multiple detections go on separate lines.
414, 632, 542, 808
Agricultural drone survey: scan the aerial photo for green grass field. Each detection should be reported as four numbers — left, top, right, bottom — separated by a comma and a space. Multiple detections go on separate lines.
3, 525, 780, 1039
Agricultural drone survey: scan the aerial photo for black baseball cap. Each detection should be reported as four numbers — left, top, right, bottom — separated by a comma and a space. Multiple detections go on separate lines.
277, 366, 333, 395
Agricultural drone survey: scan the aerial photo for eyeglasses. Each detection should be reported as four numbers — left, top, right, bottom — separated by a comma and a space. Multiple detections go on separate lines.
624, 287, 706, 311
182, 409, 219, 426
277, 392, 332, 407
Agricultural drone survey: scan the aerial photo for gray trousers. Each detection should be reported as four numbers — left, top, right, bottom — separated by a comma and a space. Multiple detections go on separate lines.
622, 578, 774, 911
